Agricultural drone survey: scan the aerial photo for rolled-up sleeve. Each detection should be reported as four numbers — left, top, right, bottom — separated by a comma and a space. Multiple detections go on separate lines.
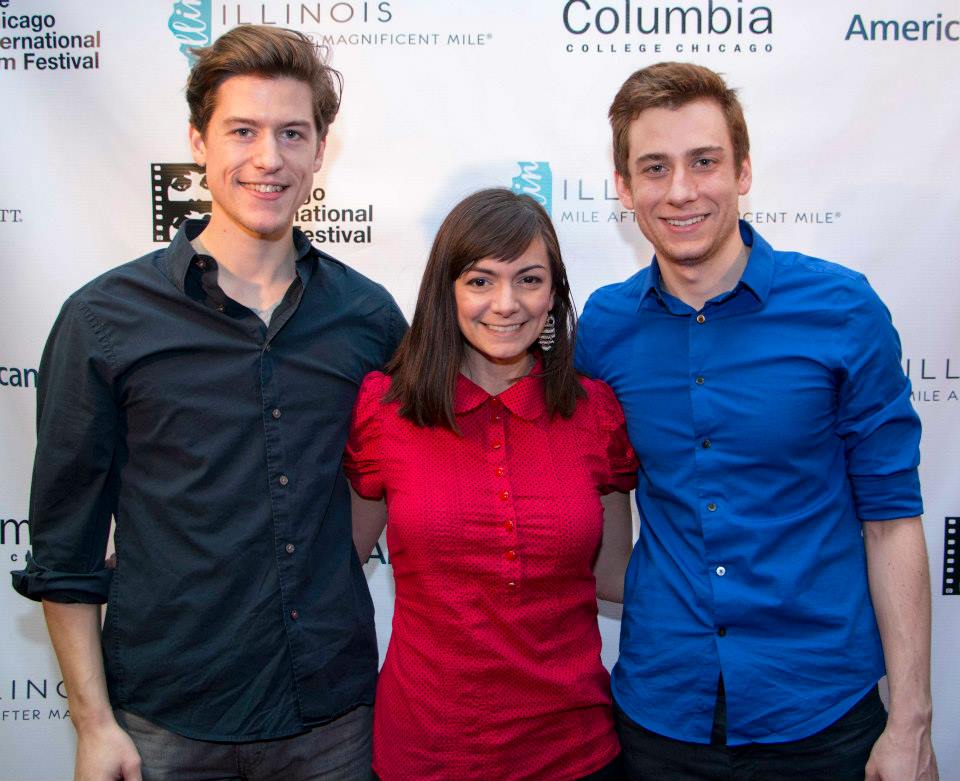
11, 296, 119, 603
835, 277, 922, 521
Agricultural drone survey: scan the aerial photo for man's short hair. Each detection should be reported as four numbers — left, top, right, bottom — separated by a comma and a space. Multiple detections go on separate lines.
609, 62, 750, 179
186, 25, 342, 141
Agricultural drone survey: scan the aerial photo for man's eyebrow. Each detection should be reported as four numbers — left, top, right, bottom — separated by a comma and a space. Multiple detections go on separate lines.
633, 152, 668, 165
633, 146, 726, 165
688, 145, 725, 157
221, 116, 313, 127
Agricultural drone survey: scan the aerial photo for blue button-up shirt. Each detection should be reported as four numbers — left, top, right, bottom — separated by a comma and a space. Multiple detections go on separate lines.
575, 222, 922, 745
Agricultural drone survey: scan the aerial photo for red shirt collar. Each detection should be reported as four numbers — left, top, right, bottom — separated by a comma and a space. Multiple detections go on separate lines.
454, 362, 546, 421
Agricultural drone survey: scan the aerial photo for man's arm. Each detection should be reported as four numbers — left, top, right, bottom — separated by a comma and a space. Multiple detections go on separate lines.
350, 485, 387, 562
594, 491, 634, 603
12, 297, 140, 779
863, 517, 938, 781
43, 601, 141, 781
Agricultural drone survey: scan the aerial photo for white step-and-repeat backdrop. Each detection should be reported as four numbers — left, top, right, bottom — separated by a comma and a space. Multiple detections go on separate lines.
2, 1, 958, 777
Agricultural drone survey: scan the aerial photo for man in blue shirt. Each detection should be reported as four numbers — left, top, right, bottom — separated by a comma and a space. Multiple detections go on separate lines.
576, 62, 938, 781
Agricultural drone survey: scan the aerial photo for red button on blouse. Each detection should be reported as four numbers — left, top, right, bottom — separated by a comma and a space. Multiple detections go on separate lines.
345, 370, 638, 781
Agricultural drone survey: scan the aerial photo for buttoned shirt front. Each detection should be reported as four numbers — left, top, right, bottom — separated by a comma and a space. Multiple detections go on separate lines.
345, 370, 637, 781
575, 222, 922, 745
13, 220, 406, 740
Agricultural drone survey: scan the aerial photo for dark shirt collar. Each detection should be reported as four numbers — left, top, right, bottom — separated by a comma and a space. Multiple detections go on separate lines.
637, 220, 775, 310
165, 218, 317, 292
454, 361, 547, 421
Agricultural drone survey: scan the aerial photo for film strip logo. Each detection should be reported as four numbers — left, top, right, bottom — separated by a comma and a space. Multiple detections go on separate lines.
152, 163, 212, 242
944, 517, 958, 595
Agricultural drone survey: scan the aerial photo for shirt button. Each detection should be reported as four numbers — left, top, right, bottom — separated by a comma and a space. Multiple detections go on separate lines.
495, 467, 505, 477
491, 441, 502, 450
696, 313, 706, 324
290, 609, 299, 620
285, 543, 295, 554
195, 258, 207, 270
701, 439, 712, 449
503, 519, 515, 532
716, 566, 726, 577
717, 627, 727, 637
504, 550, 517, 561
707, 502, 717, 512
499, 490, 510, 502
216, 303, 225, 312
506, 581, 517, 590
695, 376, 705, 385
272, 408, 282, 420
278, 474, 289, 486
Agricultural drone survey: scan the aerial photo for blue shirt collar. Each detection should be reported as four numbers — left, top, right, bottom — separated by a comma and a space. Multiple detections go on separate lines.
637, 220, 775, 311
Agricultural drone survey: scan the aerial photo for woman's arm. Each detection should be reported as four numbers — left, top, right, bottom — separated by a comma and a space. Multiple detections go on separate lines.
350, 485, 388, 562
593, 491, 635, 603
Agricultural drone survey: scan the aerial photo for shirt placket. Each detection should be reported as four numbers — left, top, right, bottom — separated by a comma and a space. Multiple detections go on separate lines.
688, 306, 730, 644
487, 397, 520, 595
257, 303, 310, 711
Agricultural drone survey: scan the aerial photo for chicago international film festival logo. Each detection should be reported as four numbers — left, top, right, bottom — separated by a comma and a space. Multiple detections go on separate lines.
152, 163, 211, 242
511, 162, 552, 216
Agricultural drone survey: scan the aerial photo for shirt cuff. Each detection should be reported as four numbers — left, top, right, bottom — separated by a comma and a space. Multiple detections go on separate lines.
850, 469, 924, 521
11, 551, 112, 604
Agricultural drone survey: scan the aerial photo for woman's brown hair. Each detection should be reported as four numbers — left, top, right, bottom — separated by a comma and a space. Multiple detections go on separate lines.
386, 188, 585, 432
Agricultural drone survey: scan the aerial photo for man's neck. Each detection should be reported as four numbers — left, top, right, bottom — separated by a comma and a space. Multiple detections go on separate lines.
658, 239, 750, 312
195, 216, 298, 312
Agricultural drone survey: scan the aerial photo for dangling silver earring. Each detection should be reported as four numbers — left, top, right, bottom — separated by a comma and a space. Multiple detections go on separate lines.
538, 314, 556, 352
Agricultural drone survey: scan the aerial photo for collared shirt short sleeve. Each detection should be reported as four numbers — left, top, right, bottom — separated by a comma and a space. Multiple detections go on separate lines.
575, 221, 922, 746
344, 370, 637, 781
591, 378, 639, 495
345, 373, 388, 501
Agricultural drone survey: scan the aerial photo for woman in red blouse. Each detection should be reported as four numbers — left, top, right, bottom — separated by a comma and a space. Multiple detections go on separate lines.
345, 188, 638, 781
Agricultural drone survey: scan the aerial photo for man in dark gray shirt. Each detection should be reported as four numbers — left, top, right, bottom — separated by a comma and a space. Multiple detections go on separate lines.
13, 25, 403, 780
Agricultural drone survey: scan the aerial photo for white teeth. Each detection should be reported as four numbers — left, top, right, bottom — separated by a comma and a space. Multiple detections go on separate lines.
486, 324, 521, 333
245, 183, 285, 193
667, 216, 705, 226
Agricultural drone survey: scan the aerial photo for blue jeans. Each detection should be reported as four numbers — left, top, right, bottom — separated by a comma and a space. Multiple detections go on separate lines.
115, 705, 373, 781
615, 685, 887, 781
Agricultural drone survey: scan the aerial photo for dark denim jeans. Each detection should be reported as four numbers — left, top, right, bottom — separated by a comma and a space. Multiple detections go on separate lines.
115, 705, 373, 781
615, 685, 887, 781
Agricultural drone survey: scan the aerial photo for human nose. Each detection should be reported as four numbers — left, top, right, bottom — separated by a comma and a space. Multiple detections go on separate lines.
252, 134, 282, 171
490, 282, 519, 317
665, 167, 696, 206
